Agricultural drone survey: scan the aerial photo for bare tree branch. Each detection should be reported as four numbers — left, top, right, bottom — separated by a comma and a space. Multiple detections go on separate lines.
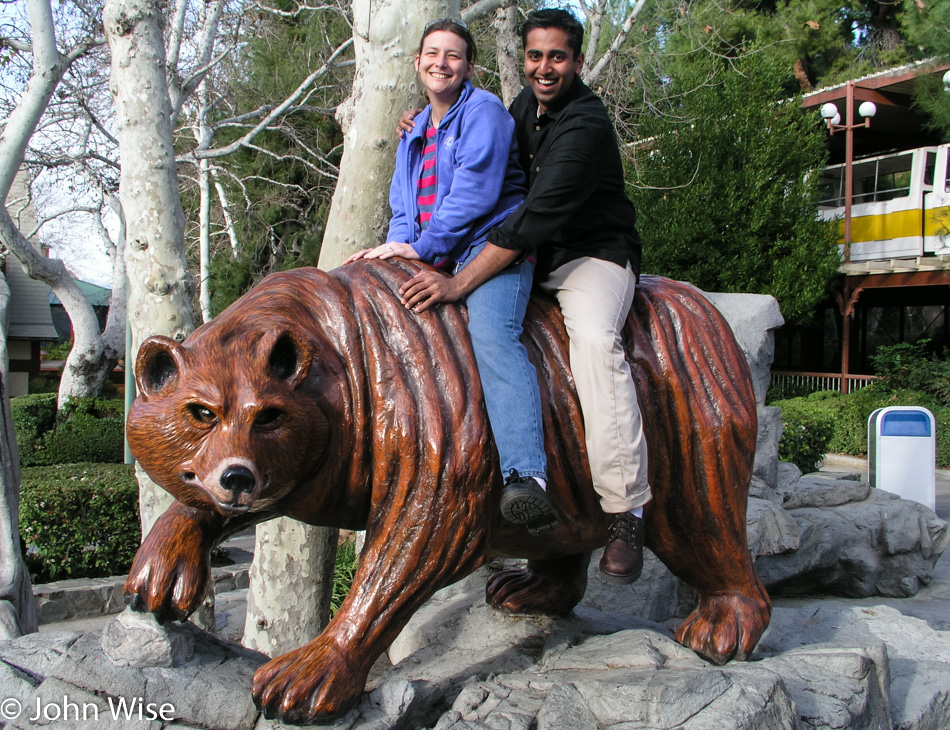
462, 0, 505, 24
584, 0, 650, 87
582, 0, 608, 77
255, 2, 344, 19
186, 37, 353, 162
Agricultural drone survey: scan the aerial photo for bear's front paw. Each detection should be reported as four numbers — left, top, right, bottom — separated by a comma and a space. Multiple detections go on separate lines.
252, 637, 367, 724
124, 543, 211, 623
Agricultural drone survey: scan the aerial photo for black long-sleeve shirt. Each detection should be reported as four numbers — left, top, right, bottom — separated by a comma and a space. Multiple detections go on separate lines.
487, 77, 642, 280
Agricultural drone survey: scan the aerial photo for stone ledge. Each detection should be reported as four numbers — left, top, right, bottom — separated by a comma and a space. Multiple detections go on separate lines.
33, 563, 251, 625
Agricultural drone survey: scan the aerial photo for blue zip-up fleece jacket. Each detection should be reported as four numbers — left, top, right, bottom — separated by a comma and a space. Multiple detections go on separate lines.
387, 81, 527, 266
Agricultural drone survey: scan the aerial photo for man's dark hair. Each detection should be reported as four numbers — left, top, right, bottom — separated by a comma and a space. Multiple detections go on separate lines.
520, 9, 584, 58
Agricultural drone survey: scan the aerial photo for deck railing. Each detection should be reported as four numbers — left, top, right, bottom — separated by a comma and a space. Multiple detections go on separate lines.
770, 371, 880, 397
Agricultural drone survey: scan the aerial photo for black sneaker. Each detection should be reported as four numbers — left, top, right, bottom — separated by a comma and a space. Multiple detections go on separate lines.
500, 470, 560, 535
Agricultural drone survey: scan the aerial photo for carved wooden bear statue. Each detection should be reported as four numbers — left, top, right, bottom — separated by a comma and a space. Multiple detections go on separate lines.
125, 259, 771, 725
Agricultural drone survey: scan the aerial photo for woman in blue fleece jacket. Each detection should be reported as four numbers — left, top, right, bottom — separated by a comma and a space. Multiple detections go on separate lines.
347, 19, 557, 534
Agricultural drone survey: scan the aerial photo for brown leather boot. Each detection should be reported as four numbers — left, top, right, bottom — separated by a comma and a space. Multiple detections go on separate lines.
598, 513, 644, 585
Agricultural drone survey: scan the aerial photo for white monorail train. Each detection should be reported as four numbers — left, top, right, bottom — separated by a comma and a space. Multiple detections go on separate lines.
818, 143, 950, 261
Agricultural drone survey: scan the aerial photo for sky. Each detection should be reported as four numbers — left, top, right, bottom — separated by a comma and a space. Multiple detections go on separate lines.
1, 0, 116, 288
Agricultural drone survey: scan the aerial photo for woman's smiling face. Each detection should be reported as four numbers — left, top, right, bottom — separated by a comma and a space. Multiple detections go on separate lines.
415, 30, 474, 102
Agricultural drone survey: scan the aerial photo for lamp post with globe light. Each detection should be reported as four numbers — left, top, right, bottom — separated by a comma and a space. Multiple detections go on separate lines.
819, 81, 877, 262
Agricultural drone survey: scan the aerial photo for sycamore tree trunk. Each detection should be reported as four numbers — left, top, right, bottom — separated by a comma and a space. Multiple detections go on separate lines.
317, 0, 455, 269
494, 0, 521, 107
245, 0, 454, 655
104, 0, 196, 537
0, 285, 37, 639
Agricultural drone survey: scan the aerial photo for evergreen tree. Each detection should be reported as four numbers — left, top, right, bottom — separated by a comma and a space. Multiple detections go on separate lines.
184, 2, 352, 315
902, 0, 950, 140
629, 50, 841, 325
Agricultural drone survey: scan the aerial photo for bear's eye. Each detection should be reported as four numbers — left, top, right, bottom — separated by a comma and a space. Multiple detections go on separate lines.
187, 404, 218, 425
255, 408, 283, 429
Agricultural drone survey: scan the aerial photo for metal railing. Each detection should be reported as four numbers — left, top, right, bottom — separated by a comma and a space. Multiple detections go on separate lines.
770, 371, 880, 397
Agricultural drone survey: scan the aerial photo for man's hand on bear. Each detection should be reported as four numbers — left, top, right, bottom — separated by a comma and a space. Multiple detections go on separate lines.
399, 269, 462, 312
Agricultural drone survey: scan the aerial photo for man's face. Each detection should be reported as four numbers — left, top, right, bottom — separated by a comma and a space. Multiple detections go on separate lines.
523, 27, 584, 114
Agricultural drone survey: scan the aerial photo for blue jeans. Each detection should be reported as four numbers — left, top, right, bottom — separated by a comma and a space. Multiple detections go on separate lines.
457, 242, 547, 481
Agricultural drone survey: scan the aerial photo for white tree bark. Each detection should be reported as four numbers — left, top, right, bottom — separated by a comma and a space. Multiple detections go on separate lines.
317, 0, 457, 269
493, 0, 522, 108
243, 521, 338, 656
197, 81, 213, 323
0, 273, 9, 391
214, 176, 240, 257
104, 0, 196, 535
583, 0, 650, 87
582, 0, 608, 78
0, 289, 37, 639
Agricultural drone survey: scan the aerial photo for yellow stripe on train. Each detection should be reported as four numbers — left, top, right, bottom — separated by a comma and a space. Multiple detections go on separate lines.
836, 205, 950, 243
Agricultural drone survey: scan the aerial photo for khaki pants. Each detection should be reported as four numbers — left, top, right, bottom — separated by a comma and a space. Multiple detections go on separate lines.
541, 257, 652, 513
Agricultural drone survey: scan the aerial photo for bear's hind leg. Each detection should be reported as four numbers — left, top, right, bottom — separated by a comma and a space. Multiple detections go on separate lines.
674, 586, 771, 665
486, 552, 590, 617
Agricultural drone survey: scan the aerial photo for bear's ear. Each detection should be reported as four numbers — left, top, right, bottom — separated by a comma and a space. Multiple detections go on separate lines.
135, 336, 183, 398
267, 332, 313, 389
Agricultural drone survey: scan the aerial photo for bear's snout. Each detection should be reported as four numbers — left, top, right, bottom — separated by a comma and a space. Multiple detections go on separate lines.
201, 458, 263, 512
221, 465, 256, 496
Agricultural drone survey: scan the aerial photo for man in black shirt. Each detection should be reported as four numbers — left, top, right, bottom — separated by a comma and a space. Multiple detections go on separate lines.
400, 9, 651, 584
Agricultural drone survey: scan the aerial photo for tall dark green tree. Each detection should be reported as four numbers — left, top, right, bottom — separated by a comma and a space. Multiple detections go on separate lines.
183, 2, 353, 316
902, 0, 950, 140
629, 50, 841, 324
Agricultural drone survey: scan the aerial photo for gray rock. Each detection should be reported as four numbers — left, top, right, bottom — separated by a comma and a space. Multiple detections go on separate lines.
777, 461, 803, 494
286, 678, 446, 730
752, 406, 783, 495
761, 602, 950, 730
757, 490, 948, 598
782, 473, 871, 509
751, 645, 891, 730
0, 621, 266, 730
432, 629, 797, 730
101, 609, 195, 668
747, 496, 801, 557
535, 684, 597, 730
580, 548, 696, 623
24, 676, 160, 729
702, 291, 784, 406
388, 586, 554, 666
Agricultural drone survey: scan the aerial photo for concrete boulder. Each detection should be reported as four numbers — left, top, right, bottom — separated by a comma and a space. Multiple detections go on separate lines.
703, 290, 784, 405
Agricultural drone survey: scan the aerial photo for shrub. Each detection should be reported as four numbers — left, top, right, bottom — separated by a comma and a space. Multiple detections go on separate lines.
11, 395, 125, 466
871, 341, 950, 406
775, 385, 950, 469
42, 339, 72, 361
20, 463, 140, 583
10, 394, 58, 459
773, 396, 835, 473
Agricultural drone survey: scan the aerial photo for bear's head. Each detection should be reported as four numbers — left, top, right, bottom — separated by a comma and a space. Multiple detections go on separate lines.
127, 327, 332, 516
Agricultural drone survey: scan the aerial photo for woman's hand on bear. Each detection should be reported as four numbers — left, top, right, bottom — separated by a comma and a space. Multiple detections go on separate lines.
344, 242, 419, 264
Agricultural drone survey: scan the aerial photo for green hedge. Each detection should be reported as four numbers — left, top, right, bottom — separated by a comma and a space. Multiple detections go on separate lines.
11, 395, 125, 466
773, 394, 836, 473
20, 463, 140, 583
774, 385, 950, 472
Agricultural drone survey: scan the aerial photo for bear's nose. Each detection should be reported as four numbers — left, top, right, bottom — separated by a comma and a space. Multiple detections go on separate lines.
220, 465, 256, 495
